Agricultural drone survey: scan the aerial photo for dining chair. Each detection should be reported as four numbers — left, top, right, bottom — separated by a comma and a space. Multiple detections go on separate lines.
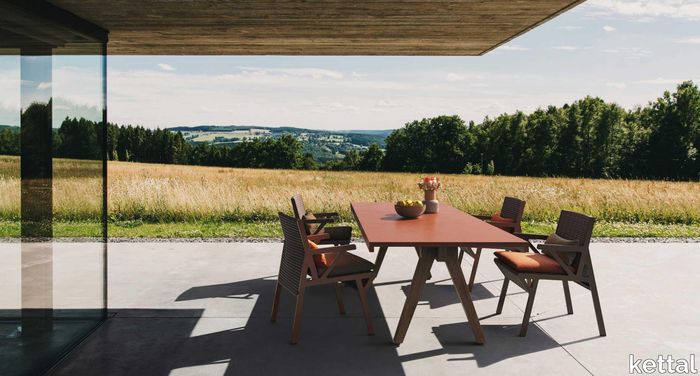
291, 194, 352, 246
271, 212, 376, 344
493, 210, 606, 337
459, 196, 526, 291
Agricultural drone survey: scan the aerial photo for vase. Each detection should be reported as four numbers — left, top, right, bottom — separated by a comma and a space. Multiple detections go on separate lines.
423, 190, 439, 214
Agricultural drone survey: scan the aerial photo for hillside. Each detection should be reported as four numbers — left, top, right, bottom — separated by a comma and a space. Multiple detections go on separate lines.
169, 124, 392, 162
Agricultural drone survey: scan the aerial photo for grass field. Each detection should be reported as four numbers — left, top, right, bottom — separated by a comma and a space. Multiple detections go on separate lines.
1, 155, 699, 238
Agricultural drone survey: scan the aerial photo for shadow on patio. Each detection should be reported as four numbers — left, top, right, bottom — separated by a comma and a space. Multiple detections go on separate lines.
52, 274, 562, 376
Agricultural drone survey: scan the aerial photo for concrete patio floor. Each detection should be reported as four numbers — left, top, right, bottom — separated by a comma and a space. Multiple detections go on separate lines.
49, 241, 700, 376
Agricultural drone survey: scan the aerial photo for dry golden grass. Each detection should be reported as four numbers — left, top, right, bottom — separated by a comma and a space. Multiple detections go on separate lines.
1, 155, 699, 225
0, 155, 102, 221
107, 160, 700, 224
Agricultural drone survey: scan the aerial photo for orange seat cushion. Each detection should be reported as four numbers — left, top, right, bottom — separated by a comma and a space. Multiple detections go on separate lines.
491, 212, 515, 223
315, 253, 373, 277
308, 240, 336, 266
495, 251, 565, 274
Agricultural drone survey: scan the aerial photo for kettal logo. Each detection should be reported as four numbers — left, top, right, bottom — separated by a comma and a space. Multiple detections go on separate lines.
629, 354, 697, 374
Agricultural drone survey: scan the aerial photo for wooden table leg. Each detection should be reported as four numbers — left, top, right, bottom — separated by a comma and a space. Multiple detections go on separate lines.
442, 248, 486, 344
393, 247, 435, 345
414, 247, 432, 280
369, 246, 388, 283
467, 248, 482, 292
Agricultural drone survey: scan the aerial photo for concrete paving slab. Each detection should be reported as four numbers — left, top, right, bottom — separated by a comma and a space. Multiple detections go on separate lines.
46, 242, 700, 375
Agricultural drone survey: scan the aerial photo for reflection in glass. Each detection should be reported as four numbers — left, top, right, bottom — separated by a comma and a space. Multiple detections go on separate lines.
0, 43, 107, 375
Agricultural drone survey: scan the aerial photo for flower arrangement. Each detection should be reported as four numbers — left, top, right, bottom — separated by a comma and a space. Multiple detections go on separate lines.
418, 176, 440, 213
418, 176, 441, 191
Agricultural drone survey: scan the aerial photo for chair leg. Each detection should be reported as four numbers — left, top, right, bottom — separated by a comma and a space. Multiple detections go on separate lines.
496, 278, 509, 314
355, 279, 375, 336
467, 248, 482, 292
335, 283, 346, 315
290, 289, 306, 345
590, 278, 606, 336
563, 280, 573, 314
271, 282, 282, 322
519, 279, 539, 337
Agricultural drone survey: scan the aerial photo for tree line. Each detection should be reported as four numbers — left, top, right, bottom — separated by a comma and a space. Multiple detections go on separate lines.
381, 81, 700, 180
1, 81, 698, 180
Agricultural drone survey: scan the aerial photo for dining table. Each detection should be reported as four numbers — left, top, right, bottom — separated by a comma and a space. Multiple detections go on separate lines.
351, 202, 529, 345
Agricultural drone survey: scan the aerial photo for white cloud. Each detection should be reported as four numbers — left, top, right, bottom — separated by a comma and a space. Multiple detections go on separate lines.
635, 77, 688, 85
603, 47, 652, 58
585, 0, 700, 21
238, 66, 343, 80
311, 101, 360, 113
445, 72, 484, 81
603, 25, 617, 32
158, 63, 176, 71
105, 66, 547, 130
373, 99, 404, 109
558, 25, 583, 31
606, 82, 627, 89
552, 46, 579, 51
675, 37, 700, 44
497, 45, 530, 51
37, 82, 51, 90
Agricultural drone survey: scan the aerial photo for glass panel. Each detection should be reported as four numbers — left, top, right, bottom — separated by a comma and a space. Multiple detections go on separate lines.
0, 50, 22, 372
52, 49, 106, 321
0, 39, 106, 376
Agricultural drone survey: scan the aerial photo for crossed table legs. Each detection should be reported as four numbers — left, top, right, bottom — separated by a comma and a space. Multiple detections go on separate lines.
370, 246, 485, 345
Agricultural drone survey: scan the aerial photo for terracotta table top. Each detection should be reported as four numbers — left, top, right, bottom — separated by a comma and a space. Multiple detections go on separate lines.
351, 202, 528, 250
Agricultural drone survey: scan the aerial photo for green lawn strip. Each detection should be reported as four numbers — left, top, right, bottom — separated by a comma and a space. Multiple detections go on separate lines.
0, 220, 699, 239
524, 221, 700, 238
109, 220, 283, 238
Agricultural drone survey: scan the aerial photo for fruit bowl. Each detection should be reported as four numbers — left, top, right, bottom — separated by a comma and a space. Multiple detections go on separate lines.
394, 200, 426, 219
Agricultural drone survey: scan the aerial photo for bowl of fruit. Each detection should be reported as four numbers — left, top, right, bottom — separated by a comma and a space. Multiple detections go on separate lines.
395, 200, 426, 219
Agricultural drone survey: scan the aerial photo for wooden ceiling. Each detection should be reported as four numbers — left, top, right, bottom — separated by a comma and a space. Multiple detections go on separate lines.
47, 0, 584, 55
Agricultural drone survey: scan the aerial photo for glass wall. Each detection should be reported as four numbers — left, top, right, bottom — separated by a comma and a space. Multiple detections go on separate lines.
0, 7, 107, 375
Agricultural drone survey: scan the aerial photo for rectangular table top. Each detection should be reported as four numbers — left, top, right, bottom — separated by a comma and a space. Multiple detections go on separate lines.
351, 202, 529, 250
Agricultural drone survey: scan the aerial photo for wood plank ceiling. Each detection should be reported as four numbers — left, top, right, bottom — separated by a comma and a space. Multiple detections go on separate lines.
47, 0, 584, 55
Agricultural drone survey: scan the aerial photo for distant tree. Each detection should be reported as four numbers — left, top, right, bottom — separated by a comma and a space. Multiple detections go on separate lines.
340, 149, 361, 170
485, 160, 495, 175
357, 144, 384, 171
56, 117, 101, 159
383, 115, 469, 173
299, 153, 317, 170
644, 81, 700, 179
0, 128, 19, 155
463, 162, 481, 175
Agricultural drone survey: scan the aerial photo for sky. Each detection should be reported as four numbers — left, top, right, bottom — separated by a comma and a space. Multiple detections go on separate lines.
1, 0, 700, 130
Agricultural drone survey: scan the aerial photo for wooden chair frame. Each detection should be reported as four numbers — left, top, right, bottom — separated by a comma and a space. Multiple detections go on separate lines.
493, 210, 606, 337
291, 194, 351, 245
271, 212, 375, 344
459, 196, 526, 291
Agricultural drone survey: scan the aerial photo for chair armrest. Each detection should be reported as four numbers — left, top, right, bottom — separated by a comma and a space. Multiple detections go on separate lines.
302, 218, 335, 224
472, 214, 491, 220
537, 243, 586, 254
311, 244, 357, 254
514, 232, 548, 241
485, 220, 517, 229
307, 233, 331, 242
512, 232, 547, 253
314, 212, 340, 218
